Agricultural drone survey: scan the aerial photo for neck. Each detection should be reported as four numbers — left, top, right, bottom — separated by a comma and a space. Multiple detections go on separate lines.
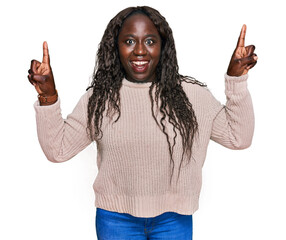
126, 76, 155, 84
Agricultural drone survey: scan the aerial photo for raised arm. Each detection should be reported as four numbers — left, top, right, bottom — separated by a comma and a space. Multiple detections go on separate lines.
210, 74, 254, 149
29, 42, 92, 162
210, 25, 257, 149
33, 91, 93, 162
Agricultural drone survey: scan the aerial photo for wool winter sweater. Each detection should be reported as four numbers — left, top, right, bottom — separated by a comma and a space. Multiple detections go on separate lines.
34, 73, 254, 218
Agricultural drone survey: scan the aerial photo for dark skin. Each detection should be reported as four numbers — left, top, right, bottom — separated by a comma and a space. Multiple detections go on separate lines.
227, 24, 258, 76
117, 14, 161, 83
27, 42, 56, 106
27, 21, 257, 105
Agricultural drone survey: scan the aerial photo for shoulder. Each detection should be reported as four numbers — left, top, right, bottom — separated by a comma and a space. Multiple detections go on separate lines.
180, 77, 212, 99
81, 87, 94, 102
85, 87, 94, 98
70, 88, 94, 112
180, 77, 222, 116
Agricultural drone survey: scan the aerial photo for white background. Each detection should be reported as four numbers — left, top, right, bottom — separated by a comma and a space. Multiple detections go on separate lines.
1, 0, 285, 239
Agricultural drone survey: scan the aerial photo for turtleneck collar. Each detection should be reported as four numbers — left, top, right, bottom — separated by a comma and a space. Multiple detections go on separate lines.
122, 78, 153, 88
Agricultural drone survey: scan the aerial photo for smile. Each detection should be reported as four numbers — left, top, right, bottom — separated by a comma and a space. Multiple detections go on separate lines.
130, 61, 149, 72
131, 61, 149, 65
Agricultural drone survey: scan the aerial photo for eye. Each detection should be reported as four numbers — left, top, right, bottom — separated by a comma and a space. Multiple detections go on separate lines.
125, 39, 135, 45
145, 39, 154, 45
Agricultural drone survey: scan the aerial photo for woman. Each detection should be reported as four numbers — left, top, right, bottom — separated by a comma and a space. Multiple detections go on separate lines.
28, 6, 257, 240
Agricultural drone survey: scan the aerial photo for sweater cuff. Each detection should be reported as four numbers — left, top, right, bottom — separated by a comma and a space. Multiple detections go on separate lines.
224, 73, 248, 94
34, 98, 61, 115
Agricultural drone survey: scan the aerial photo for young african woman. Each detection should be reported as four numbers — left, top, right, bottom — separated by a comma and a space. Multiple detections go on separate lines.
28, 6, 257, 240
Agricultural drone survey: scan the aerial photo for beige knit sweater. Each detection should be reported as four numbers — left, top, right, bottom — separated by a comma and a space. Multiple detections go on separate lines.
34, 73, 254, 218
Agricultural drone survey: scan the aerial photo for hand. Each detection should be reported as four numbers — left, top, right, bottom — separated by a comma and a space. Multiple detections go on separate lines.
227, 24, 258, 76
27, 41, 56, 97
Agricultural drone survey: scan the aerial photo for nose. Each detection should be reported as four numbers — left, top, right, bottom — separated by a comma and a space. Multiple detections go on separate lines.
133, 42, 147, 56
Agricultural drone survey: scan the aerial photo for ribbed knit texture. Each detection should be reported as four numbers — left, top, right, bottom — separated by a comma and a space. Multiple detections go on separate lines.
34, 73, 254, 217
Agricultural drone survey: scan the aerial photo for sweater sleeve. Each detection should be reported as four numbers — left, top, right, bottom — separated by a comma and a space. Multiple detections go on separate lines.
210, 73, 255, 149
34, 90, 92, 163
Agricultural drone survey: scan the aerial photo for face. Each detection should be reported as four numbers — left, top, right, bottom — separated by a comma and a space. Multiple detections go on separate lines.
118, 13, 161, 83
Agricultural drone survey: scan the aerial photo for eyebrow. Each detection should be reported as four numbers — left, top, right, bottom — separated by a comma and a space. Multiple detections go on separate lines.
122, 34, 160, 39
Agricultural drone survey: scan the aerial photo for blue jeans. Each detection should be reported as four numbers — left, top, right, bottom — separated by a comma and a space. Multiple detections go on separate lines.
95, 208, 193, 240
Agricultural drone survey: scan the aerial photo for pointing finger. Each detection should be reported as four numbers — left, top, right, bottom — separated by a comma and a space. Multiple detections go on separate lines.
236, 24, 247, 48
42, 41, 50, 64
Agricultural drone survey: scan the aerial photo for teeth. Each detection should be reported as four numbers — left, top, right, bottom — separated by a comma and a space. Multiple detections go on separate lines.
132, 61, 148, 66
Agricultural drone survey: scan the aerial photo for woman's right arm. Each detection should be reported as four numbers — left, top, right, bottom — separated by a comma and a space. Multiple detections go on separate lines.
34, 92, 92, 163
28, 42, 92, 162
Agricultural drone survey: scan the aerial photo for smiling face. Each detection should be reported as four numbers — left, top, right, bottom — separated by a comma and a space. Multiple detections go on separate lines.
118, 13, 162, 83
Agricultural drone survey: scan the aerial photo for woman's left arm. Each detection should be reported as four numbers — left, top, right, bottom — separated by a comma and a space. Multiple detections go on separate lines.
210, 25, 258, 149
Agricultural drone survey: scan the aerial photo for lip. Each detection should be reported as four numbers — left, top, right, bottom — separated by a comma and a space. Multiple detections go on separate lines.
130, 60, 150, 73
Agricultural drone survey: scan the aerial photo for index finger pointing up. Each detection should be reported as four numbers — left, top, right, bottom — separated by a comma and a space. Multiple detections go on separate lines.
236, 24, 247, 48
42, 41, 50, 64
